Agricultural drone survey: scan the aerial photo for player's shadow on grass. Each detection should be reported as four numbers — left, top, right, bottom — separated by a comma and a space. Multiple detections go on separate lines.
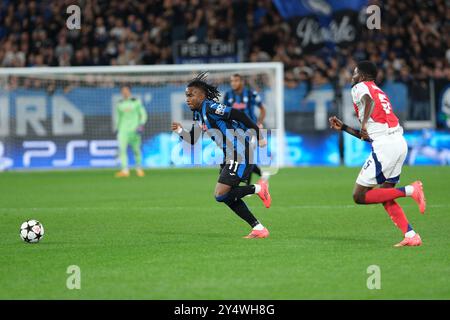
300, 235, 382, 245
152, 230, 237, 239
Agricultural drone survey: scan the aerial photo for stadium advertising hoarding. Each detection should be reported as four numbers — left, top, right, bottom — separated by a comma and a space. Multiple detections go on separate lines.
173, 40, 245, 64
274, 0, 367, 51
1, 83, 448, 170
437, 80, 450, 129
0, 85, 336, 170
344, 129, 450, 166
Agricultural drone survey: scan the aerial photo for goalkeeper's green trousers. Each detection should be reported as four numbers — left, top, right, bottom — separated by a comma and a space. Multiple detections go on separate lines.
117, 131, 142, 169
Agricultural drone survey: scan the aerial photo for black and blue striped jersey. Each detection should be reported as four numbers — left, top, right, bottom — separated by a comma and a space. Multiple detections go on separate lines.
223, 88, 263, 123
192, 99, 259, 163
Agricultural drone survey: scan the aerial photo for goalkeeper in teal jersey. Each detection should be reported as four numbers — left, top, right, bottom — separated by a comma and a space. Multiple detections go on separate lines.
115, 86, 148, 178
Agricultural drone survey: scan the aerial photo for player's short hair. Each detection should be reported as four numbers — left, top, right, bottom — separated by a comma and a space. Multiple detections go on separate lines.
357, 61, 378, 79
187, 71, 221, 101
232, 73, 242, 79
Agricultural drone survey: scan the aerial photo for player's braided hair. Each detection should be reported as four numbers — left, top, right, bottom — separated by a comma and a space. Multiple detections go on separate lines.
187, 71, 221, 102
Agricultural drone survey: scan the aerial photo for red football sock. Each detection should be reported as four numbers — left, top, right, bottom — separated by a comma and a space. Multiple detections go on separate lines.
364, 188, 406, 204
383, 200, 410, 233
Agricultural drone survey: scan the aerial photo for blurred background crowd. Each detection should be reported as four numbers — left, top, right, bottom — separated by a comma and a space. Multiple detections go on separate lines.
0, 0, 449, 124
0, 0, 449, 169
1, 0, 448, 81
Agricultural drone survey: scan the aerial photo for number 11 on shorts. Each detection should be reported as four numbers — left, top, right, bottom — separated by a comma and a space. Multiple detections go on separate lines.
229, 160, 239, 173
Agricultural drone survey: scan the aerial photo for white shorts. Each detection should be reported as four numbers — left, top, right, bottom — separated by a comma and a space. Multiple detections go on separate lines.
356, 134, 408, 187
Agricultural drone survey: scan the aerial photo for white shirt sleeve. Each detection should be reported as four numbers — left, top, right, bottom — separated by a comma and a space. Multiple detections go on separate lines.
351, 82, 372, 105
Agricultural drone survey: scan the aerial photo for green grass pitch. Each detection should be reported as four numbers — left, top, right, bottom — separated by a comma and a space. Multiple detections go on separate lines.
1, 166, 449, 299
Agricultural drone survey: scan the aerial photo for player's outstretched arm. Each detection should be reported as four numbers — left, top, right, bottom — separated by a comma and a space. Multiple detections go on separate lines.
328, 116, 372, 142
171, 122, 201, 145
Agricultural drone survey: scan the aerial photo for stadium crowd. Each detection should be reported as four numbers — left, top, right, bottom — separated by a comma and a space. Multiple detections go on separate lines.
0, 0, 449, 90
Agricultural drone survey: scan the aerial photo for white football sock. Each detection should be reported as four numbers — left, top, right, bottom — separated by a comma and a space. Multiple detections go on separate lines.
405, 185, 414, 196
405, 230, 416, 238
253, 223, 264, 231
262, 172, 270, 181
254, 184, 261, 194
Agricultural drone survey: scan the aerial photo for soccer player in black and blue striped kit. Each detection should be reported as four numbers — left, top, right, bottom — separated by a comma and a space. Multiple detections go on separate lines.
172, 72, 271, 238
223, 74, 268, 185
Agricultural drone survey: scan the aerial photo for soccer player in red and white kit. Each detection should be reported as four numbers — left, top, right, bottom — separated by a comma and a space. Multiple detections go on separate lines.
329, 61, 426, 247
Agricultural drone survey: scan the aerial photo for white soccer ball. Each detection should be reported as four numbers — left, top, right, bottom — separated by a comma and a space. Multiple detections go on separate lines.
20, 220, 45, 243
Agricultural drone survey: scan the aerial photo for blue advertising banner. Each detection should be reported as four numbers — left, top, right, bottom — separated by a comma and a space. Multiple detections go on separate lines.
0, 84, 340, 170
273, 0, 368, 51
0, 85, 178, 170
284, 131, 340, 166
437, 83, 450, 129
2, 81, 445, 171
273, 0, 368, 19
0, 131, 341, 170
404, 130, 450, 166
344, 129, 450, 167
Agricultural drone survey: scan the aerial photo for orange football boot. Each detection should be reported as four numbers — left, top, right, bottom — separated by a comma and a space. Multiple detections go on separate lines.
257, 180, 271, 208
115, 170, 130, 178
411, 181, 426, 214
394, 234, 422, 247
136, 168, 145, 177
244, 227, 269, 239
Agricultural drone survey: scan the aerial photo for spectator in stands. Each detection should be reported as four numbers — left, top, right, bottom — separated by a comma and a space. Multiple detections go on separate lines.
410, 80, 431, 121
0, 0, 447, 89
55, 35, 74, 64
